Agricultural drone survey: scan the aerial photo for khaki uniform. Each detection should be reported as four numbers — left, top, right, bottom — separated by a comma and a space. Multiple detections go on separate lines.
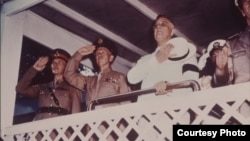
64, 52, 130, 108
16, 67, 82, 120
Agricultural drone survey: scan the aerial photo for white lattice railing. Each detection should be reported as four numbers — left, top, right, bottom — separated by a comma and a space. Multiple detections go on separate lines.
2, 82, 250, 141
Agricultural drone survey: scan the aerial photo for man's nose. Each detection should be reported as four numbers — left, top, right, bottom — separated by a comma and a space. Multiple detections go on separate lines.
155, 24, 161, 29
52, 62, 58, 67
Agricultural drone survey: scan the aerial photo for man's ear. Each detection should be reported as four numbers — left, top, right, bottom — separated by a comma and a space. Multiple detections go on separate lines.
109, 55, 114, 62
171, 28, 175, 36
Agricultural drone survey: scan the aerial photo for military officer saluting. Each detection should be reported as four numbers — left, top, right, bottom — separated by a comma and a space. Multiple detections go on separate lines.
64, 37, 131, 109
16, 48, 82, 121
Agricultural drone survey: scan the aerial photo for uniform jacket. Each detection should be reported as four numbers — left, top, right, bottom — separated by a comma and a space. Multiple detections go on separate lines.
64, 52, 130, 107
16, 67, 82, 120
230, 26, 250, 84
213, 26, 250, 86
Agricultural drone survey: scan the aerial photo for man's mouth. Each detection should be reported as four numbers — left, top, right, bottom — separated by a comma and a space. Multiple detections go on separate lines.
156, 33, 163, 38
156, 31, 163, 36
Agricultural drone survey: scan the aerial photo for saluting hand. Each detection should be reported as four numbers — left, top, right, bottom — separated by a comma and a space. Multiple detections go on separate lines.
33, 56, 49, 71
216, 47, 229, 70
77, 45, 96, 56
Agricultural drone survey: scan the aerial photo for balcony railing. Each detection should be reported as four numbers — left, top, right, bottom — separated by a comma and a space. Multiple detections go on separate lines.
88, 80, 201, 110
1, 82, 250, 141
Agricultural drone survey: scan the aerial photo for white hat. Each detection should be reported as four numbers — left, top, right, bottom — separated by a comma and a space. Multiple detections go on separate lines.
207, 39, 226, 54
198, 39, 226, 70
167, 37, 197, 62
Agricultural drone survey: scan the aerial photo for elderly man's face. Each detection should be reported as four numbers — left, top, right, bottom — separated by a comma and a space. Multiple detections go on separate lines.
153, 17, 174, 46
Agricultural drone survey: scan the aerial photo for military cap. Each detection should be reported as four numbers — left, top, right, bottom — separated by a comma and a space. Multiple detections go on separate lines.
207, 39, 226, 57
51, 48, 71, 62
93, 37, 118, 57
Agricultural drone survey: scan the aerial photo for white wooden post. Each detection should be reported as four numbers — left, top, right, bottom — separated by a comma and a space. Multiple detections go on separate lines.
1, 0, 45, 137
0, 12, 26, 136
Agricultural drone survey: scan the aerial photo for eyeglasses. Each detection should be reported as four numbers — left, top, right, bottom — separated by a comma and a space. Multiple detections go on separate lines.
153, 22, 169, 29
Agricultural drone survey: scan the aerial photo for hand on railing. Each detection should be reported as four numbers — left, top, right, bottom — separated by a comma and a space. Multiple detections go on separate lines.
154, 81, 172, 95
88, 80, 200, 110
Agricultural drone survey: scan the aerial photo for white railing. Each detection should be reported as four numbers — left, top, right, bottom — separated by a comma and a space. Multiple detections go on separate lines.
2, 82, 250, 141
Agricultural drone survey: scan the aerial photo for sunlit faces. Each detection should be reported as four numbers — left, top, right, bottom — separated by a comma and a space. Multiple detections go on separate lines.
51, 58, 67, 75
153, 17, 174, 46
95, 47, 114, 67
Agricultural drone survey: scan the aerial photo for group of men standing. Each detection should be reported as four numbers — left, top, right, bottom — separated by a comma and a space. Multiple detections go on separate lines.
15, 0, 249, 140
